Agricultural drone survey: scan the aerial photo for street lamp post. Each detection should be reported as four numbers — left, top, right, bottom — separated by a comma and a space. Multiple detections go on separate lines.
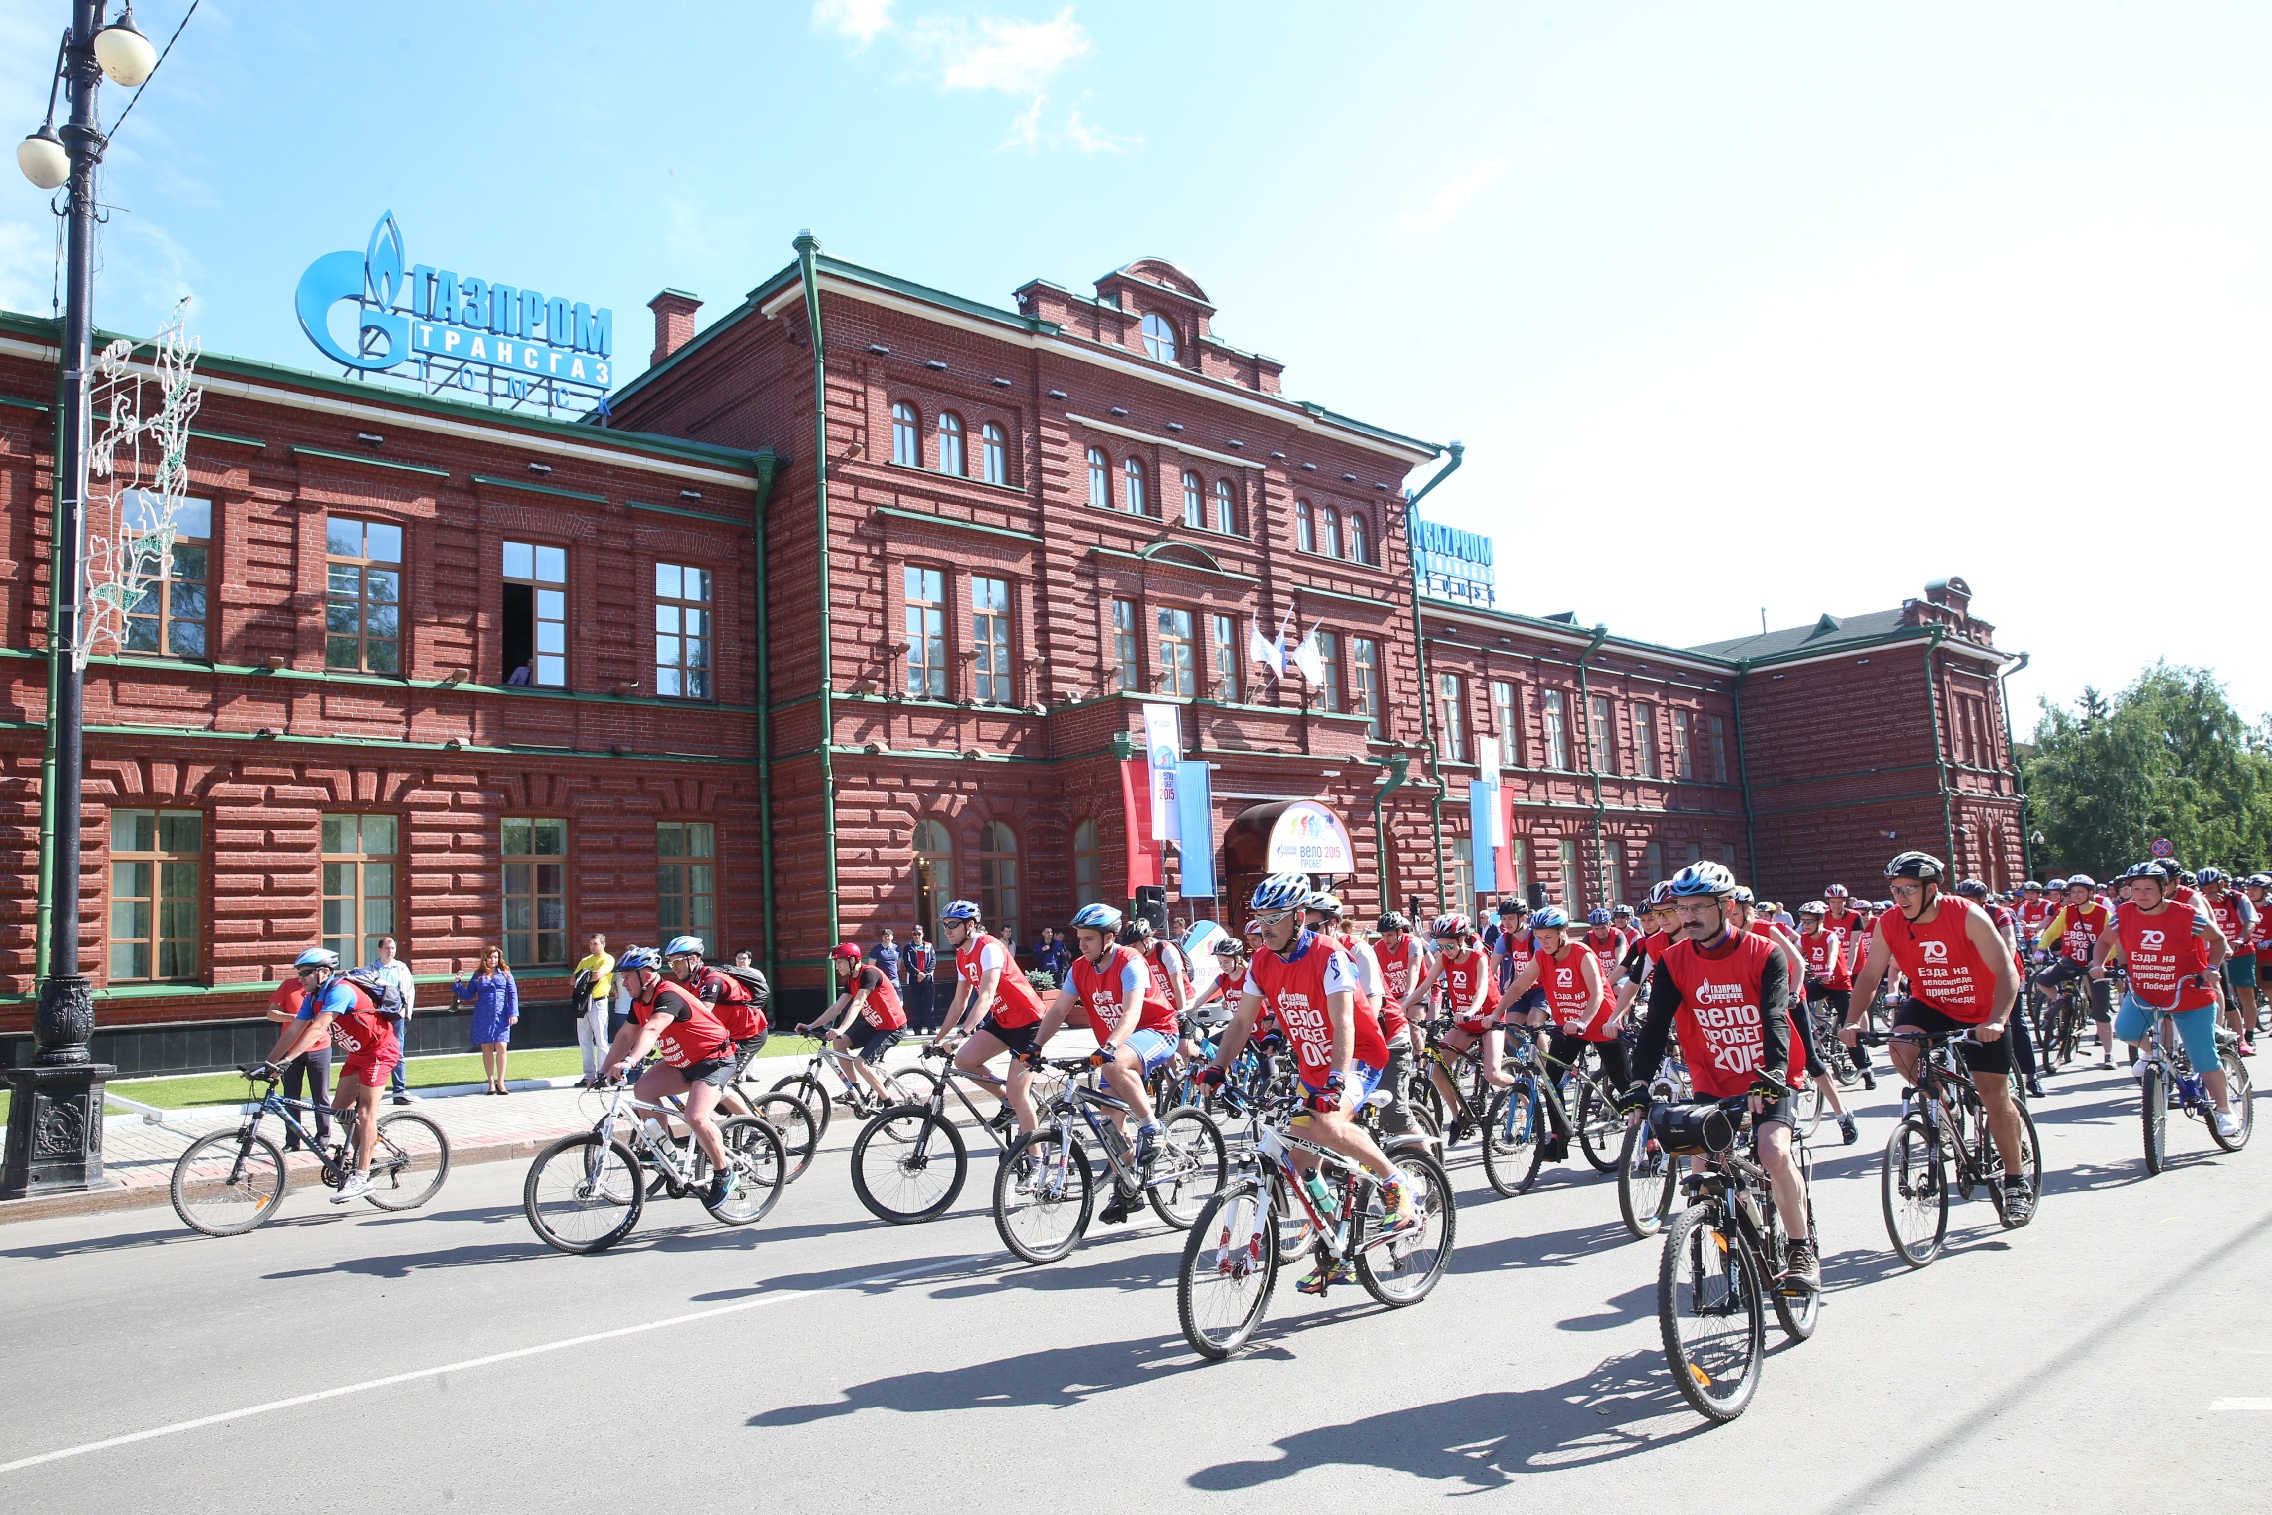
2, 2, 157, 1199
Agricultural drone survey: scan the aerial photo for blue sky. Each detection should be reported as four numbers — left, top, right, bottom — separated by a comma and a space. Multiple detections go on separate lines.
5, 1, 2267, 728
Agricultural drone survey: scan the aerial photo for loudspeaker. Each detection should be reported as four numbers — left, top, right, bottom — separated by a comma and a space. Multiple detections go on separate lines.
1526, 882, 1549, 912
1133, 885, 1168, 935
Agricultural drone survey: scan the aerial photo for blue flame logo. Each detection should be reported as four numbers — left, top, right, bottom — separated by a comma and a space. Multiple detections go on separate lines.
295, 211, 409, 371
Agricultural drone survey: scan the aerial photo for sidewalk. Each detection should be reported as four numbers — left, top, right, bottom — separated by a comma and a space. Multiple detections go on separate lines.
0, 1040, 972, 1227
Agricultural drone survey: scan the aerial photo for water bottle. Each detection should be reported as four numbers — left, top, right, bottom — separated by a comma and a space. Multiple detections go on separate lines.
1100, 1121, 1128, 1165
1304, 1173, 1340, 1219
640, 1116, 668, 1147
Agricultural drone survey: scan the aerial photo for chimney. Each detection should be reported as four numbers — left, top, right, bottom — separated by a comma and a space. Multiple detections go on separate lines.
647, 289, 702, 368
1923, 575, 1972, 617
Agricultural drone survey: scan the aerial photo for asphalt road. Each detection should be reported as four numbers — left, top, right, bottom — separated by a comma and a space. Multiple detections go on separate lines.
2, 1062, 2267, 1513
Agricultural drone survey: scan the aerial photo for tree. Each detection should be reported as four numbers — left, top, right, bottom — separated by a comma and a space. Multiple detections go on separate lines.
2022, 663, 2272, 877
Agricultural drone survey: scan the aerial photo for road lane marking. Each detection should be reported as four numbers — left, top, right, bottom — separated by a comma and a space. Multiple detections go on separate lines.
0, 1251, 988, 1477
2211, 1398, 2272, 1410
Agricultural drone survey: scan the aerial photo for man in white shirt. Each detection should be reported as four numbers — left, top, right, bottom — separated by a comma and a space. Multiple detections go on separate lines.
363, 935, 418, 1106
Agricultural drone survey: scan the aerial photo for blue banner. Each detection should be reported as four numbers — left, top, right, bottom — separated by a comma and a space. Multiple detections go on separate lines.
1176, 761, 1215, 898
1469, 778, 1499, 894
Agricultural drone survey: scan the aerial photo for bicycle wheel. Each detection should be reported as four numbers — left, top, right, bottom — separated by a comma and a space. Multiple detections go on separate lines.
770, 1072, 833, 1144
1147, 1106, 1227, 1229
1355, 1151, 1456, 1306
1989, 1101, 2042, 1229
893, 1065, 941, 1108
2209, 1052, 2253, 1152
1575, 1081, 1623, 1173
1768, 1197, 1820, 1342
1268, 1169, 1316, 1264
1880, 1115, 1947, 1267
1658, 1203, 1765, 1422
362, 1113, 450, 1211
1178, 1180, 1278, 1360
1617, 1121, 1675, 1240
2141, 1063, 2167, 1176
750, 1092, 819, 1183
524, 1134, 643, 1254
993, 1125, 1093, 1264
850, 1104, 967, 1223
171, 1128, 288, 1237
1481, 1083, 1544, 1198
702, 1117, 785, 1226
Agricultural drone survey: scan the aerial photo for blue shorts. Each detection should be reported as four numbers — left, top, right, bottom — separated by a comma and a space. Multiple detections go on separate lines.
1300, 1060, 1383, 1102
1125, 1029, 1177, 1077
2114, 994, 2223, 1073
2227, 956, 2258, 990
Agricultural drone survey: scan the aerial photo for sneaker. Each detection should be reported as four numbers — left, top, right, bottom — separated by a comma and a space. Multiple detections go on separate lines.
2130, 1058, 2150, 1084
1782, 1238, 1821, 1292
331, 1171, 373, 1204
1539, 1135, 1569, 1163
1858, 1069, 1877, 1091
707, 1170, 740, 1208
1444, 1116, 1469, 1147
2240, 1043, 2258, 1059
391, 1095, 412, 1107
1378, 1177, 1423, 1237
2097, 1054, 2114, 1071
2026, 1078, 2047, 1101
1836, 1112, 1858, 1146
1097, 1192, 1131, 1226
2000, 1175, 2035, 1223
2215, 1109, 2244, 1139
1134, 1123, 1163, 1169
1294, 1260, 1356, 1296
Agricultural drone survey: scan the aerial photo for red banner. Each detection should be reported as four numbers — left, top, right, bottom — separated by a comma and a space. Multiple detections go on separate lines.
1121, 758, 1164, 893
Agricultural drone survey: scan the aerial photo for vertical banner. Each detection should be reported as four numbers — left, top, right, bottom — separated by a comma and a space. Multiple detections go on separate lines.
1141, 703, 1183, 842
1469, 734, 1503, 894
1119, 758, 1163, 893
1498, 782, 1518, 896
1175, 760, 1215, 897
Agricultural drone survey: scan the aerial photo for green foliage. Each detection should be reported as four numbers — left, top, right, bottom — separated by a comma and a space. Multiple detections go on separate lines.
2022, 662, 2272, 876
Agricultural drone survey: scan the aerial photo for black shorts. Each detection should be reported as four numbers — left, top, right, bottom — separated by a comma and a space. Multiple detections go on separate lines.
977, 1013, 1040, 1057
678, 1056, 737, 1089
845, 1018, 904, 1063
731, 1034, 769, 1079
1807, 986, 1851, 1018
1751, 1094, 1800, 1131
1893, 1000, 2012, 1077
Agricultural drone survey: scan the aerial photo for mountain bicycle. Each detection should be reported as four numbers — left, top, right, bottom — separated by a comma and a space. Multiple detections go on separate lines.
1176, 1085, 1455, 1360
769, 1039, 918, 1144
1648, 1081, 1818, 1423
1616, 1076, 1686, 1240
522, 1076, 785, 1253
2135, 1004, 2253, 1174
991, 1056, 1227, 1265
718, 1060, 819, 1184
1478, 1023, 1567, 1197
1870, 1029, 2042, 1268
170, 1067, 451, 1237
847, 1046, 1045, 1223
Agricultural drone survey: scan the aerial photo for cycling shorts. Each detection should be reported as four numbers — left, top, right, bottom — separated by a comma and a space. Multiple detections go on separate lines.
2114, 994, 2222, 1074
1893, 1000, 2013, 1078
977, 1013, 1040, 1057
672, 1056, 736, 1090
2227, 956, 2258, 990
337, 1053, 398, 1090
1297, 1059, 1383, 1108
845, 1018, 902, 1063
1125, 1029, 1177, 1076
731, 1034, 769, 1080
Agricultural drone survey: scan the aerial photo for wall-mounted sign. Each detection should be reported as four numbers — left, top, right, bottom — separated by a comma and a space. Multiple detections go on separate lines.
294, 211, 614, 419
1266, 801, 1355, 875
1413, 514, 1495, 606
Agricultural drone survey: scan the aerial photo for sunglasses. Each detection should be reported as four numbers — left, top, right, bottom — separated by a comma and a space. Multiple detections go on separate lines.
1250, 909, 1294, 926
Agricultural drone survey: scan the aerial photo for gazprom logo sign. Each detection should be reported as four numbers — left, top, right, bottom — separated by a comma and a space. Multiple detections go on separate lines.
294, 211, 613, 409
1413, 515, 1495, 606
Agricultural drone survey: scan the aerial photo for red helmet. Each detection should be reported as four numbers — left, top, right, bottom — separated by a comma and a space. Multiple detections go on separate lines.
1431, 913, 1473, 941
830, 942, 865, 963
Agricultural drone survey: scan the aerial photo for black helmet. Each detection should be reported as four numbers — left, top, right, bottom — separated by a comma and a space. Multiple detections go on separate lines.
1954, 878, 1989, 899
1885, 851, 1945, 883
1116, 917, 1154, 947
1377, 911, 1411, 933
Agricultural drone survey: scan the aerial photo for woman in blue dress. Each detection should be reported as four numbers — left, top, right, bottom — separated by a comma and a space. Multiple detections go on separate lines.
454, 945, 520, 1094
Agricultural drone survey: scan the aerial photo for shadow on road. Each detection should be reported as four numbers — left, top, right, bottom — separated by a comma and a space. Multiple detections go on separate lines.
749, 1330, 1205, 1426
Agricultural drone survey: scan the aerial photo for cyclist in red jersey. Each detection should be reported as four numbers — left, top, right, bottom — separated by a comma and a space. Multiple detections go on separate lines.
1374, 911, 1427, 1008
1627, 862, 1818, 1289
2036, 873, 2118, 1067
1408, 913, 1510, 1142
663, 934, 771, 1094
1027, 903, 1176, 1220
253, 947, 402, 1202
1203, 872, 1419, 1277
2246, 874, 2272, 1017
1502, 906, 1616, 1163
804, 942, 909, 1105
931, 900, 1049, 1137
1734, 891, 1861, 1140
2090, 861, 2241, 1138
2014, 880, 2052, 944
1615, 884, 1676, 1020
1841, 851, 2033, 1219
1308, 892, 1419, 1138
2196, 869, 2256, 1055
603, 946, 741, 1203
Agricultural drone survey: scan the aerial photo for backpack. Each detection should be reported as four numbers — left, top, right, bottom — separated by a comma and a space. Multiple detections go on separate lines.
340, 967, 406, 1019
715, 964, 771, 1010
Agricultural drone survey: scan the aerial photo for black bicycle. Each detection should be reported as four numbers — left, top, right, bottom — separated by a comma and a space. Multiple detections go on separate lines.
848, 1046, 1046, 1223
170, 1066, 450, 1237
769, 1039, 918, 1144
1871, 1029, 2042, 1267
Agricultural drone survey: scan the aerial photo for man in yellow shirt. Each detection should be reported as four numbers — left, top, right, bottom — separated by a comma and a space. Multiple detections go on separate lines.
574, 933, 616, 1088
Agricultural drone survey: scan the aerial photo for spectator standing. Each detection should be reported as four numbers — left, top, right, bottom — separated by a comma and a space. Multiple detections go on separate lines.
263, 977, 330, 1151
573, 933, 615, 1088
362, 936, 418, 1107
732, 951, 754, 968
869, 928, 902, 994
1034, 927, 1069, 986
902, 924, 938, 1032
453, 945, 520, 1094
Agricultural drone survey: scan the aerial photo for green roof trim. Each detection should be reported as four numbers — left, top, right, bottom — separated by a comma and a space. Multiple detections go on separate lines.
873, 505, 1043, 545
0, 395, 51, 413
290, 445, 450, 479
1417, 593, 1739, 670
471, 473, 608, 504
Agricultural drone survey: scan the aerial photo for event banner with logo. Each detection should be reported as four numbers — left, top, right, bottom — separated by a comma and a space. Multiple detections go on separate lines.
1175, 760, 1215, 898
1141, 704, 1183, 842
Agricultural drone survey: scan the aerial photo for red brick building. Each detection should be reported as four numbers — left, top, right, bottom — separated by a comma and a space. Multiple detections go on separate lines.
0, 245, 2025, 1073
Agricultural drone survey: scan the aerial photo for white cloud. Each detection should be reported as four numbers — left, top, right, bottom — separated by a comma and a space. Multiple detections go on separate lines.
1395, 161, 1510, 242
812, 0, 895, 46
998, 95, 1045, 152
996, 94, 1138, 155
909, 7, 1091, 95
1057, 106, 1138, 155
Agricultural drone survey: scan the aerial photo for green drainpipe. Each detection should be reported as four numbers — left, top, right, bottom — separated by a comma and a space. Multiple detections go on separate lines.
1402, 441, 1463, 912
35, 327, 68, 981
1921, 626, 1955, 864
1998, 649, 2032, 881
1575, 623, 1609, 904
1371, 753, 1410, 907
751, 452, 781, 982
795, 231, 841, 948
1731, 659, 1759, 885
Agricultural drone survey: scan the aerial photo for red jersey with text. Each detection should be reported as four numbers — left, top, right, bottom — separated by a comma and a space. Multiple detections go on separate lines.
1536, 943, 1616, 1040
2249, 896, 2272, 965
1584, 929, 1629, 984
1877, 896, 2002, 1025
1496, 930, 1537, 996
1439, 946, 1500, 1030
1070, 946, 1174, 1038
2016, 897, 2052, 935
1800, 928, 1852, 992
636, 979, 734, 1068
1243, 932, 1389, 1084
959, 931, 1044, 1028
2114, 900, 2217, 1011
2053, 900, 2112, 966
1334, 930, 1406, 1040
693, 966, 767, 1041
302, 978, 400, 1069
1376, 935, 1424, 1004
2204, 892, 2245, 952
852, 964, 906, 1030
1660, 933, 1802, 1098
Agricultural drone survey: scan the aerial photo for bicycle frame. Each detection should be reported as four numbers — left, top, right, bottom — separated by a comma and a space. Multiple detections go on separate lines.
240, 1080, 365, 1180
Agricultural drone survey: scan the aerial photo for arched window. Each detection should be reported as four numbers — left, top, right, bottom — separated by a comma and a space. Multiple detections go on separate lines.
1295, 500, 1315, 553
937, 412, 965, 476
1087, 447, 1110, 508
1181, 470, 1204, 528
891, 401, 920, 467
978, 821, 1019, 946
913, 818, 953, 943
1320, 506, 1342, 559
1141, 312, 1177, 363
981, 423, 1007, 486
1347, 510, 1368, 565
1213, 479, 1237, 535
1072, 819, 1101, 903
1123, 456, 1147, 516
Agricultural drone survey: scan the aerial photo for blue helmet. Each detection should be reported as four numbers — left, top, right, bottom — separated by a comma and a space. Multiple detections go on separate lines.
1533, 906, 1570, 930
664, 935, 706, 959
1069, 902, 1123, 933
1669, 862, 1738, 899
294, 947, 339, 972
1586, 907, 1612, 927
939, 900, 982, 923
1248, 872, 1312, 913
616, 946, 663, 974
